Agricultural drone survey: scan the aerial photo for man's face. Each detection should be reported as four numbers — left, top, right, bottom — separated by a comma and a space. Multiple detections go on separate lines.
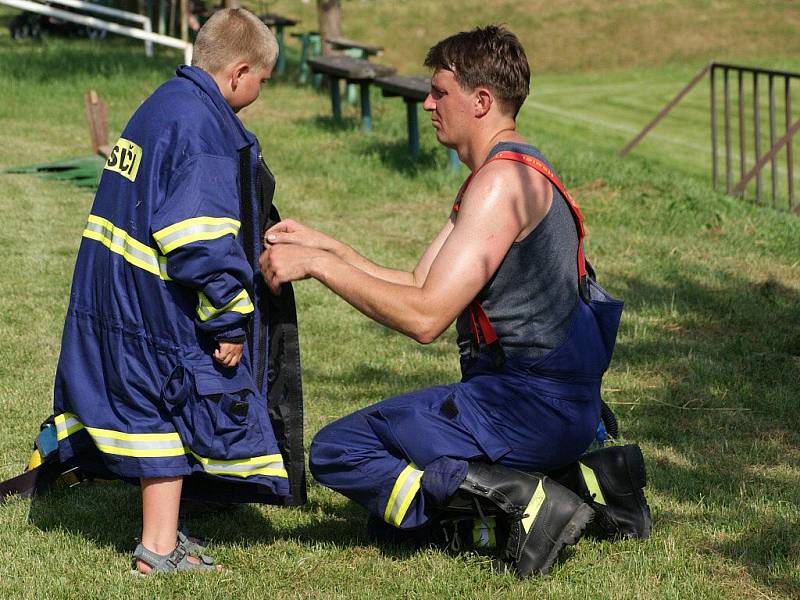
229, 64, 272, 113
423, 69, 474, 149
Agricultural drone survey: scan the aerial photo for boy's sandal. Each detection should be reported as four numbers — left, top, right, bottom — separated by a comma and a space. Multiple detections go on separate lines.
130, 539, 219, 575
178, 528, 209, 557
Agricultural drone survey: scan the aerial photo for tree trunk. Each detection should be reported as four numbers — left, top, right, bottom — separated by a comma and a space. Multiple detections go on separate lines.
225, 0, 241, 8
317, 0, 342, 55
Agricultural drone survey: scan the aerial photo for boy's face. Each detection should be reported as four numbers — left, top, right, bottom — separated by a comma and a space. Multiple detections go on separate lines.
223, 63, 273, 113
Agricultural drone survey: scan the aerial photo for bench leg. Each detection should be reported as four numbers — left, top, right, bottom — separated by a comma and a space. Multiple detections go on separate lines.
298, 33, 322, 86
297, 33, 310, 84
330, 77, 342, 121
359, 82, 372, 131
405, 100, 420, 157
275, 26, 287, 77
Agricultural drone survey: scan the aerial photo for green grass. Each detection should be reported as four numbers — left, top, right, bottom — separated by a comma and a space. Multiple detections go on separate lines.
1, 5, 799, 599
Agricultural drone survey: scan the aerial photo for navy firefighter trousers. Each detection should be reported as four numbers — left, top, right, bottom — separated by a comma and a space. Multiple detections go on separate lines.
310, 277, 623, 529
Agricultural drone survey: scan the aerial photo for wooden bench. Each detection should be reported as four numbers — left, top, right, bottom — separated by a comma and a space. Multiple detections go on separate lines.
326, 36, 383, 59
374, 75, 460, 170
307, 55, 395, 131
325, 37, 383, 103
259, 13, 299, 78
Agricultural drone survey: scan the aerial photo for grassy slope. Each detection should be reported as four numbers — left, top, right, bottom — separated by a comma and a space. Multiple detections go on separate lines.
0, 2, 799, 598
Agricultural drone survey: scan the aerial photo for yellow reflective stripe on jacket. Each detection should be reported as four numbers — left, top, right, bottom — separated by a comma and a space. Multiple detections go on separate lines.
56, 412, 184, 457
153, 216, 241, 254
55, 413, 85, 440
188, 451, 288, 478
196, 290, 254, 322
82, 215, 170, 280
579, 462, 607, 505
383, 463, 423, 527
54, 413, 288, 479
520, 480, 546, 534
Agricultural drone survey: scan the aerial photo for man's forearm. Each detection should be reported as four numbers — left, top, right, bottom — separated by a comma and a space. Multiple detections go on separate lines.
310, 252, 446, 343
334, 242, 418, 287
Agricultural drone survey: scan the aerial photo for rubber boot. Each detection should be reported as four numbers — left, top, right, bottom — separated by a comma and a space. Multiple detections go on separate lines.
547, 444, 652, 539
446, 462, 594, 577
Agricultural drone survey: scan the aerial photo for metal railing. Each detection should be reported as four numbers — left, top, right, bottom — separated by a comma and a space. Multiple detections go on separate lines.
1, 0, 192, 63
621, 61, 799, 214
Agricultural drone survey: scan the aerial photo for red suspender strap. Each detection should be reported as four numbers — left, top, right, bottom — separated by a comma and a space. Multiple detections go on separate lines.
455, 149, 592, 364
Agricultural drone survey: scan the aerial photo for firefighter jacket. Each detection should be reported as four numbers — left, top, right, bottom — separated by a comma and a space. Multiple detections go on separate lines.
52, 65, 306, 506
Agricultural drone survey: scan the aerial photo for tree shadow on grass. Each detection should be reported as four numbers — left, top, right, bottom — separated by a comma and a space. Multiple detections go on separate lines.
299, 114, 361, 133
25, 478, 424, 561
605, 268, 799, 593
355, 138, 442, 176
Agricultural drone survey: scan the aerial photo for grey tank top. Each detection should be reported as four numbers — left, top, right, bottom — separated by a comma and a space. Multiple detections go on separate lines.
456, 142, 579, 360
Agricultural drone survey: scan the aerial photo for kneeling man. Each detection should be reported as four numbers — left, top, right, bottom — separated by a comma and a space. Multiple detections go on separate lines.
261, 26, 649, 577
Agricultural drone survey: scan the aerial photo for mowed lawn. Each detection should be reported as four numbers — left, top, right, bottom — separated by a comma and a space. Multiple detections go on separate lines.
0, 4, 799, 599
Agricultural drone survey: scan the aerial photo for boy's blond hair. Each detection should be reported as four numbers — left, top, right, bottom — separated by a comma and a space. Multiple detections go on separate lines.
192, 8, 278, 74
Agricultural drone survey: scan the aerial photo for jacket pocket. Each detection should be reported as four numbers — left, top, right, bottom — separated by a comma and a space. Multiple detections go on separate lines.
162, 361, 267, 460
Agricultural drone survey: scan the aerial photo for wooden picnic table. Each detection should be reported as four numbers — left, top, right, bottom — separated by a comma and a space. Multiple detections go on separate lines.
307, 55, 395, 131
259, 13, 299, 77
375, 74, 460, 170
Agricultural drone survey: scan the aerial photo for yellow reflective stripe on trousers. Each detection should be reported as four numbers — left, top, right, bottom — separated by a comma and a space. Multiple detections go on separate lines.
153, 216, 241, 254
520, 480, 546, 534
188, 451, 288, 478
82, 215, 170, 280
196, 290, 254, 322
579, 462, 607, 505
54, 413, 287, 478
383, 463, 423, 527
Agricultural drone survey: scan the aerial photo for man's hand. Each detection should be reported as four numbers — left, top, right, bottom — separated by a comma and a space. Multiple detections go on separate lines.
259, 242, 327, 295
213, 341, 244, 368
264, 219, 339, 253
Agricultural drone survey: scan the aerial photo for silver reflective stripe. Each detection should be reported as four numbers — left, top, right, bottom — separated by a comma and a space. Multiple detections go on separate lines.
55, 414, 83, 440
156, 220, 239, 253
384, 464, 424, 527
203, 459, 284, 475
89, 434, 184, 452
196, 290, 254, 322
83, 216, 169, 280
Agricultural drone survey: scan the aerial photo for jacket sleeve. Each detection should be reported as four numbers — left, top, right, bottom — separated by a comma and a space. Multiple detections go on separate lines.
152, 154, 253, 340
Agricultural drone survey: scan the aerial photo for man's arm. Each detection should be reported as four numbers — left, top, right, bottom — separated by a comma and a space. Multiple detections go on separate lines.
265, 217, 455, 287
261, 161, 551, 343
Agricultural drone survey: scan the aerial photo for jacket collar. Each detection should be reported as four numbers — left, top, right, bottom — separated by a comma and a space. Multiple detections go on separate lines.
176, 65, 256, 150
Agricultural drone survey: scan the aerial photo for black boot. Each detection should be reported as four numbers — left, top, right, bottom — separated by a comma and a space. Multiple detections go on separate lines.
547, 444, 652, 540
446, 462, 593, 577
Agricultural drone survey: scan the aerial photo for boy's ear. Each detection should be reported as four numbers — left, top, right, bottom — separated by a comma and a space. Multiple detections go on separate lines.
229, 62, 250, 92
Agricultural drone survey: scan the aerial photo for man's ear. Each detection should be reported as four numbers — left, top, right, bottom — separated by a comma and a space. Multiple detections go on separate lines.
229, 62, 250, 92
474, 87, 493, 118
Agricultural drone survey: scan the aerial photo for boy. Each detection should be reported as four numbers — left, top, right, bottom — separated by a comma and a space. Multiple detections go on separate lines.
52, 8, 305, 574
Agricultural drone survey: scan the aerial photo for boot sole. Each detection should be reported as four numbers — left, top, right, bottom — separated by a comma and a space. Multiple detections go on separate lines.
531, 502, 594, 576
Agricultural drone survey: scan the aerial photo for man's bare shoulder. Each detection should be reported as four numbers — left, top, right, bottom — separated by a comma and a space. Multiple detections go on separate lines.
458, 159, 553, 235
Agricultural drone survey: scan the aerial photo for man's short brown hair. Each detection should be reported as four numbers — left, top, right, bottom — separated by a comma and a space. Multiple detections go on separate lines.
424, 25, 530, 117
192, 8, 278, 74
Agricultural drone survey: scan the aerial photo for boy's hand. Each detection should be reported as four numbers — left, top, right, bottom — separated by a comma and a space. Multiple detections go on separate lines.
214, 341, 244, 368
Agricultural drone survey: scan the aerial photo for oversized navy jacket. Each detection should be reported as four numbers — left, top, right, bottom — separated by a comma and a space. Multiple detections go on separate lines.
52, 66, 305, 505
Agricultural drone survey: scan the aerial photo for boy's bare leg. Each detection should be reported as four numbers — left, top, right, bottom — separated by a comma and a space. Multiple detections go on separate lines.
136, 476, 201, 573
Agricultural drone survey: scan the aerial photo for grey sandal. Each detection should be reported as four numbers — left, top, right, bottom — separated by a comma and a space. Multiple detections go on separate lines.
130, 538, 218, 575
178, 528, 209, 557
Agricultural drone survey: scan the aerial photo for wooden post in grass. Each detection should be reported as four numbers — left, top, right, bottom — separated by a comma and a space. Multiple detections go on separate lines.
84, 90, 110, 159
